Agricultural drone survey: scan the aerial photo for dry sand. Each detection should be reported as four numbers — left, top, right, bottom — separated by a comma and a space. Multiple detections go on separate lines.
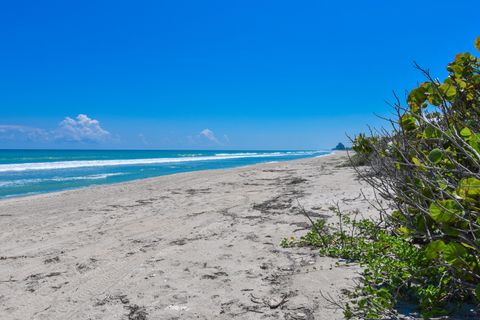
0, 151, 376, 320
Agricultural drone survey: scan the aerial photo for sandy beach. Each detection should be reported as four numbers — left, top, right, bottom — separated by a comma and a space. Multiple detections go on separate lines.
0, 152, 375, 320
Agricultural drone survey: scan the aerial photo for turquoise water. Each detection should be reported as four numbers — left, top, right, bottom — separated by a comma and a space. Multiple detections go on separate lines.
0, 150, 329, 199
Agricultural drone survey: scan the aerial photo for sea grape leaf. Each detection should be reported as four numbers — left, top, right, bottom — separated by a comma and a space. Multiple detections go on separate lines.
460, 127, 473, 138
428, 148, 443, 163
443, 242, 467, 265
408, 87, 427, 113
457, 177, 480, 199
468, 138, 480, 153
424, 125, 441, 138
455, 78, 467, 89
439, 83, 457, 100
425, 89, 443, 106
397, 226, 412, 235
448, 63, 464, 77
400, 114, 417, 131
441, 225, 460, 237
425, 240, 446, 260
429, 200, 462, 223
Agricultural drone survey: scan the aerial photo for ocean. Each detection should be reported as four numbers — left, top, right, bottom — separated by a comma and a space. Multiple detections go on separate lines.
0, 149, 329, 199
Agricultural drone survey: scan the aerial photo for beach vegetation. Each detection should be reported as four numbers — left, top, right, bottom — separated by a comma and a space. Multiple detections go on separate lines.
282, 207, 468, 318
286, 36, 480, 318
350, 35, 480, 318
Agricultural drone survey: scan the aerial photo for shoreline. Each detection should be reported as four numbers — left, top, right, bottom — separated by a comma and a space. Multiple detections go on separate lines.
0, 151, 336, 203
0, 151, 373, 320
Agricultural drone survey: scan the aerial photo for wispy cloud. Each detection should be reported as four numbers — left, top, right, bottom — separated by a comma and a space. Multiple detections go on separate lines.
0, 125, 49, 142
223, 134, 230, 144
194, 128, 230, 146
199, 128, 221, 144
0, 114, 111, 145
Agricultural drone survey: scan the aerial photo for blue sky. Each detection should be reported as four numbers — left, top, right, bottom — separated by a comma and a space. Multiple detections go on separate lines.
0, 0, 478, 149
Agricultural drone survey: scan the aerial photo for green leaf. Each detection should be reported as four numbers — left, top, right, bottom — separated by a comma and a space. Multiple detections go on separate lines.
439, 83, 457, 100
460, 127, 473, 138
447, 63, 464, 77
397, 226, 412, 235
408, 87, 427, 113
457, 177, 480, 199
455, 78, 467, 89
468, 138, 480, 153
400, 114, 417, 132
476, 284, 480, 301
443, 242, 467, 265
428, 148, 443, 163
441, 225, 460, 237
429, 200, 463, 223
475, 36, 480, 52
411, 157, 422, 166
424, 125, 442, 139
425, 240, 446, 259
421, 83, 443, 106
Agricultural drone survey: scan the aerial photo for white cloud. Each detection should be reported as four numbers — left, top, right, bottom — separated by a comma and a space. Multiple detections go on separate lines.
0, 114, 111, 145
199, 128, 221, 144
191, 128, 231, 147
55, 114, 110, 142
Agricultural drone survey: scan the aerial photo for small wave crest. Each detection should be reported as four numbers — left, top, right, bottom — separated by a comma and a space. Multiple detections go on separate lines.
0, 173, 125, 187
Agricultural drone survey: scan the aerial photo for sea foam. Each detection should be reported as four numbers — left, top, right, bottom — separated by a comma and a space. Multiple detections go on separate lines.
0, 173, 125, 187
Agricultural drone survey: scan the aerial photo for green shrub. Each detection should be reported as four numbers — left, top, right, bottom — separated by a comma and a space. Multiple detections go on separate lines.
346, 36, 480, 317
283, 208, 459, 318
285, 36, 480, 318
